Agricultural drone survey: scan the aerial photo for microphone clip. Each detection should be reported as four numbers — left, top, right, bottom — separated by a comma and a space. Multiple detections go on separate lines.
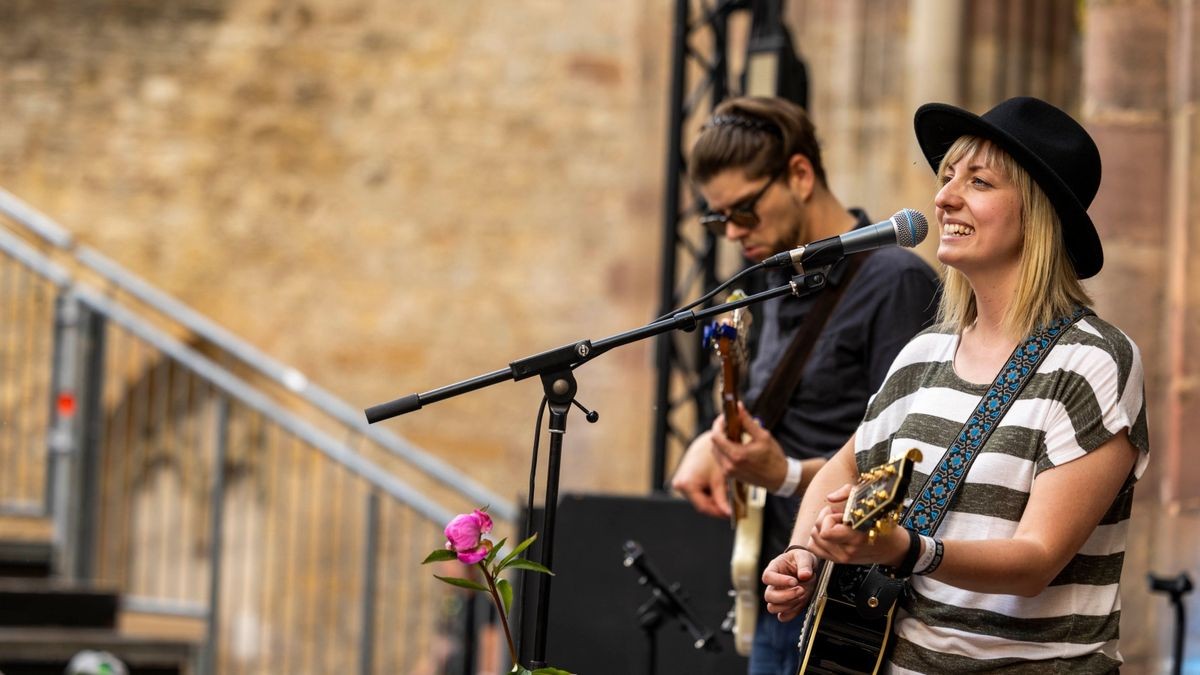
788, 268, 829, 298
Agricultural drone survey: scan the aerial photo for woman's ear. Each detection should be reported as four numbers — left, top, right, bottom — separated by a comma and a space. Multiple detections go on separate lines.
786, 154, 816, 202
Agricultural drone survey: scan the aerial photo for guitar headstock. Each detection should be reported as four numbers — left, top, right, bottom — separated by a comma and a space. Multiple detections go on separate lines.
844, 449, 923, 543
703, 289, 752, 366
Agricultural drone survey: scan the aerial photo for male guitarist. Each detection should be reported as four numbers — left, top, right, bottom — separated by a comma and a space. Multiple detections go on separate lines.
671, 96, 938, 675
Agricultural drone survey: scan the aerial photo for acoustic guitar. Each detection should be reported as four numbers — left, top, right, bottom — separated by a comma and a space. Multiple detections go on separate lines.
795, 448, 922, 674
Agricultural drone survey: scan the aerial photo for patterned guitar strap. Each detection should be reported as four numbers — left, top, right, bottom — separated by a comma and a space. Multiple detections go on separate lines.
904, 305, 1094, 536
853, 306, 1093, 620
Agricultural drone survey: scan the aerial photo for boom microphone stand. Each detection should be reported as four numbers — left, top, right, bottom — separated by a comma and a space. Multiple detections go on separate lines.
365, 268, 830, 668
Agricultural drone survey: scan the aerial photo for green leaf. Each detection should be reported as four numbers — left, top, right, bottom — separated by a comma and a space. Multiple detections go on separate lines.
530, 668, 574, 675
432, 574, 489, 593
506, 558, 554, 575
511, 668, 531, 675
496, 578, 513, 615
496, 533, 539, 572
483, 537, 507, 567
421, 549, 457, 564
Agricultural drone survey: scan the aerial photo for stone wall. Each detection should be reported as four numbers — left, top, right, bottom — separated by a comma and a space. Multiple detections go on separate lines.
0, 0, 671, 500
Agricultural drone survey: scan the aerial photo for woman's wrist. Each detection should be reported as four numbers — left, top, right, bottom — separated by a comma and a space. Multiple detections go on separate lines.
889, 527, 922, 577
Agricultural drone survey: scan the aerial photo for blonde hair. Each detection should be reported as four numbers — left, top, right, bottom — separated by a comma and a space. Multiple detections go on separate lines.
935, 136, 1091, 339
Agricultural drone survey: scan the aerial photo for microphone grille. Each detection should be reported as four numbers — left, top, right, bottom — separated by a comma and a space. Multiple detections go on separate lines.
890, 209, 928, 248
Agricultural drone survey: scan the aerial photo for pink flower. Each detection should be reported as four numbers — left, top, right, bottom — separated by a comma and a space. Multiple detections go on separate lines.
444, 509, 493, 564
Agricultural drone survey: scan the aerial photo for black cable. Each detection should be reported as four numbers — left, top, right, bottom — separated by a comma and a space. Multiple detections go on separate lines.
654, 261, 765, 322
523, 396, 549, 546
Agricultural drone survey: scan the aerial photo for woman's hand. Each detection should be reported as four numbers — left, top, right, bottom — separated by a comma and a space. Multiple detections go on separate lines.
762, 546, 819, 622
806, 484, 910, 568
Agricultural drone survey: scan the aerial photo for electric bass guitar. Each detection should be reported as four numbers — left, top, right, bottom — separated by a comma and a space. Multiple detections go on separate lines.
795, 448, 923, 675
705, 292, 763, 656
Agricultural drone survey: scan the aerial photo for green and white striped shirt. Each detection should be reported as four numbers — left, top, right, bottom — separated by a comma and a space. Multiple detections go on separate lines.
855, 315, 1149, 674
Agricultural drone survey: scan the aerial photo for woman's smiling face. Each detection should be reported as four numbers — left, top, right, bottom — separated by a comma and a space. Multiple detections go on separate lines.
934, 144, 1025, 277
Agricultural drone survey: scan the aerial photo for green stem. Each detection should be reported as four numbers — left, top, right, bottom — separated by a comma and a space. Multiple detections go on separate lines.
480, 562, 519, 668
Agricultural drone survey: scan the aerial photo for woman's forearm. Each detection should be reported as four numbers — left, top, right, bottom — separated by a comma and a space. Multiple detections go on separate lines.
788, 442, 858, 548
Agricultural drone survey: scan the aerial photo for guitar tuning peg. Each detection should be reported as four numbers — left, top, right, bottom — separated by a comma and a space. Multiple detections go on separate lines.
863, 498, 878, 509
884, 465, 897, 475
852, 508, 865, 519
867, 529, 878, 544
875, 489, 888, 500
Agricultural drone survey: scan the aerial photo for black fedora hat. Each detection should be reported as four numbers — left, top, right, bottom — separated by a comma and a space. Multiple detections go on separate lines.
913, 96, 1103, 279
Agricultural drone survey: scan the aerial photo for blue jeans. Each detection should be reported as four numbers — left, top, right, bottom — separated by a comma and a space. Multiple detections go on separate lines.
748, 607, 803, 675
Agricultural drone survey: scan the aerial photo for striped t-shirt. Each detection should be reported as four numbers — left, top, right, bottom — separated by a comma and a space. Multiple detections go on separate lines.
854, 315, 1150, 674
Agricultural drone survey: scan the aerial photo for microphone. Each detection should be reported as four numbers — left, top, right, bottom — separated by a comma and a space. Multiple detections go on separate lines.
763, 208, 929, 270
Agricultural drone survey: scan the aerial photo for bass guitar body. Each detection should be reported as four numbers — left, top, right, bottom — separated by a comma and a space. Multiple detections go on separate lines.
729, 481, 766, 655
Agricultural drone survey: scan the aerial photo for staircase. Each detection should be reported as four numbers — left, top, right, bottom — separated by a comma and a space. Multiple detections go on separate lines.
0, 186, 516, 673
0, 516, 194, 675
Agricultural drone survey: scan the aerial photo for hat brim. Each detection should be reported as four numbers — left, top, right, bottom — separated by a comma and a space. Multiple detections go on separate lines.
914, 103, 1103, 279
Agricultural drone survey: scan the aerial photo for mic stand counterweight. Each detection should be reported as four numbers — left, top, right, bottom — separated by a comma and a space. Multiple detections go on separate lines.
364, 268, 831, 667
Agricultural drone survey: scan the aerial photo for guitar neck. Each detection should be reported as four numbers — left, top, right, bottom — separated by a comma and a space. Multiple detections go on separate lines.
717, 335, 742, 441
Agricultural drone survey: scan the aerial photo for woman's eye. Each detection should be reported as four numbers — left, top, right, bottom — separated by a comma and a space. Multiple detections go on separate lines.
971, 177, 991, 187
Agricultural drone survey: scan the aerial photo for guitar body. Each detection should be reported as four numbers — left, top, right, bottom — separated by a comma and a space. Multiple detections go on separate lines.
796, 562, 895, 674
729, 482, 766, 655
794, 449, 922, 675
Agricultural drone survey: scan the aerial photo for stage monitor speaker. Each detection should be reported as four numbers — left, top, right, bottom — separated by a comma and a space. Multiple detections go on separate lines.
515, 492, 749, 674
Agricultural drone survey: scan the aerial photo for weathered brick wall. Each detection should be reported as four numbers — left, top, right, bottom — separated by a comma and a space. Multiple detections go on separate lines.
0, 0, 671, 499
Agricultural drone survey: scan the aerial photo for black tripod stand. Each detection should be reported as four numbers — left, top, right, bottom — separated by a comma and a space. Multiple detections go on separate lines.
1148, 571, 1194, 675
623, 540, 719, 675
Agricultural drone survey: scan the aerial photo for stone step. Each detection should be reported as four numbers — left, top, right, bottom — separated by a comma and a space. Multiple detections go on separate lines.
0, 515, 53, 542
0, 627, 194, 675
0, 540, 54, 579
0, 578, 118, 629
0, 515, 55, 579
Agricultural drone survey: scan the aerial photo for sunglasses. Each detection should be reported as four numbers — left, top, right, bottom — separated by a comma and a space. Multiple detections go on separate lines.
699, 172, 782, 237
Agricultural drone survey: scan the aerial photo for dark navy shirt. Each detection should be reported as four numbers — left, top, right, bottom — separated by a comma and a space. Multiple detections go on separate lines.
742, 209, 940, 558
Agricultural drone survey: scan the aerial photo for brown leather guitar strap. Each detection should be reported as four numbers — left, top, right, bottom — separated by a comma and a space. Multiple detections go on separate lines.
750, 252, 871, 431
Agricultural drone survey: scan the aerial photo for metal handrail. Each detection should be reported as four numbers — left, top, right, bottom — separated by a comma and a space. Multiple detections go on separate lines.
0, 226, 457, 526
0, 187, 514, 520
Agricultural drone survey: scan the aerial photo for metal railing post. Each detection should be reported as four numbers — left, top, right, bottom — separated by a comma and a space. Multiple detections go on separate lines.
201, 397, 230, 675
73, 307, 108, 581
47, 290, 82, 581
358, 491, 380, 675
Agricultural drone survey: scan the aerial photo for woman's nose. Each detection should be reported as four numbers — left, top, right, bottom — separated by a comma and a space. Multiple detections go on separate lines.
935, 178, 961, 210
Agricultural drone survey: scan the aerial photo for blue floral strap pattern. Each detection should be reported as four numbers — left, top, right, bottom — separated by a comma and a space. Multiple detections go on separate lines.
902, 306, 1094, 536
